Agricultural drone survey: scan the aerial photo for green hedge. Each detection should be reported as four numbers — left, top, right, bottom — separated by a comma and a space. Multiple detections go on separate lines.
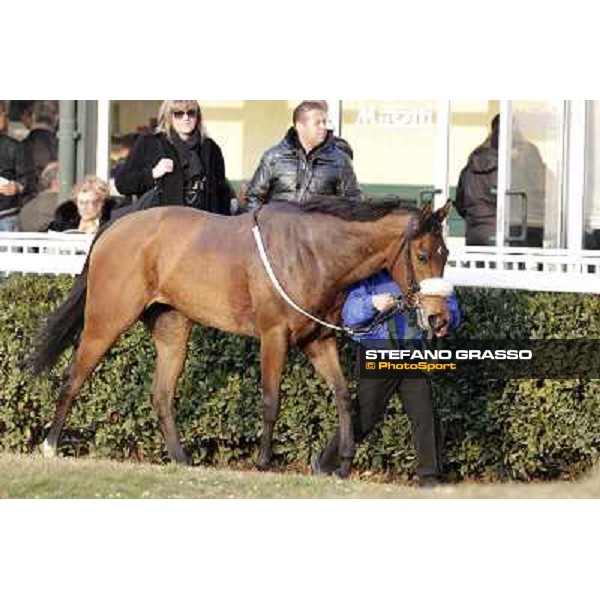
1, 274, 600, 482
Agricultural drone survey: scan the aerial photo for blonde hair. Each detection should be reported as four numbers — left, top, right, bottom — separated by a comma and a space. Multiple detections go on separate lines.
72, 175, 109, 203
156, 100, 205, 141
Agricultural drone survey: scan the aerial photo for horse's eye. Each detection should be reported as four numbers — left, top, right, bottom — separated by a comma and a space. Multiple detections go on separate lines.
417, 254, 428, 265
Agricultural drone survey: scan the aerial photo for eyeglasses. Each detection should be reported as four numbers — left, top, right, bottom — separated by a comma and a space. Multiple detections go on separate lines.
173, 110, 198, 120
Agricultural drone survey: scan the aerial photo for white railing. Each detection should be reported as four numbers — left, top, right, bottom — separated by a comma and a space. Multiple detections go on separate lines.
0, 232, 92, 275
445, 241, 600, 294
1, 233, 599, 294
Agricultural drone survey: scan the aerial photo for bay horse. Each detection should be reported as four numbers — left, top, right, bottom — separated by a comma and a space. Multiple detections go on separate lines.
31, 196, 452, 478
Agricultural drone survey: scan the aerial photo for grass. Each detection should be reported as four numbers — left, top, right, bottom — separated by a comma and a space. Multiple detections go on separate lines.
1, 452, 600, 498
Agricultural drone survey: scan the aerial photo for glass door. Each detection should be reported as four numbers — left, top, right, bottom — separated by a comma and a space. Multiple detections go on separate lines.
503, 101, 566, 248
340, 100, 440, 204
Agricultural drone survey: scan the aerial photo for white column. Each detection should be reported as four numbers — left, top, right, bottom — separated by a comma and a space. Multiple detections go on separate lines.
566, 100, 586, 259
434, 100, 450, 211
96, 100, 111, 181
496, 101, 512, 248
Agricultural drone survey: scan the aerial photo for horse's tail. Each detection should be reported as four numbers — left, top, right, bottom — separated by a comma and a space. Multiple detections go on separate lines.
29, 219, 117, 375
30, 261, 89, 375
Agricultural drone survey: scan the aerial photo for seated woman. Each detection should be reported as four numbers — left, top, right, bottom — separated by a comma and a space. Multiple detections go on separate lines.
48, 175, 114, 234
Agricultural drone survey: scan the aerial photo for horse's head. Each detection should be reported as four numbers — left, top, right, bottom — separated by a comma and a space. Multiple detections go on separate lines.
388, 200, 453, 337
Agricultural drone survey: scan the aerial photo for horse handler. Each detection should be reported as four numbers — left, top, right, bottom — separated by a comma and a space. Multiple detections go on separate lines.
311, 269, 461, 488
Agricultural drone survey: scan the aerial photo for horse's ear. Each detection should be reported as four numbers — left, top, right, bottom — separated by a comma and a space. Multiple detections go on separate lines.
415, 202, 433, 234
433, 199, 453, 224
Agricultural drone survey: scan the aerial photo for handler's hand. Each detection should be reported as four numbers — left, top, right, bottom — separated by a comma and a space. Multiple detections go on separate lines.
152, 158, 174, 180
372, 293, 397, 312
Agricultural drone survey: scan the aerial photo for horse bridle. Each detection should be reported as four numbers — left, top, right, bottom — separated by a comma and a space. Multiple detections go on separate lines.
252, 208, 437, 336
387, 211, 437, 310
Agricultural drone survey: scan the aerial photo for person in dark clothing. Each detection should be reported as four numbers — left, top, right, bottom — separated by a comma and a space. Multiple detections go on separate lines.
245, 101, 361, 211
455, 114, 547, 247
0, 100, 37, 231
19, 161, 60, 232
455, 116, 500, 246
22, 101, 59, 183
311, 270, 461, 487
110, 132, 139, 181
115, 100, 237, 215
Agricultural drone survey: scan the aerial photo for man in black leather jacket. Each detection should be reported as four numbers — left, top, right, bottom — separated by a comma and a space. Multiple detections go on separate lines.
245, 101, 360, 211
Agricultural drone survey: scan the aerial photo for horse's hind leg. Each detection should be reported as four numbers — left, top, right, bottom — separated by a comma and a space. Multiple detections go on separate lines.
145, 307, 192, 465
43, 330, 129, 458
43, 281, 149, 458
302, 336, 354, 478
257, 329, 288, 471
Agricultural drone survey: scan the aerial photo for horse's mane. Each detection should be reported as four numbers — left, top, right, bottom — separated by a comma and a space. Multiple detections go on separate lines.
273, 195, 420, 222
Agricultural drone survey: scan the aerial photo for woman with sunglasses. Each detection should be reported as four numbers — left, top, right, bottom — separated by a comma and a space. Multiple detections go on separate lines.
115, 100, 237, 215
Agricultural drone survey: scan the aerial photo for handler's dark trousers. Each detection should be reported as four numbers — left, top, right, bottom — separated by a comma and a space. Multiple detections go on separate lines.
317, 376, 442, 479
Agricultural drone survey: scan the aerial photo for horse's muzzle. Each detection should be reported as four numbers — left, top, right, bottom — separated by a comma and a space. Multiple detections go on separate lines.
428, 314, 449, 337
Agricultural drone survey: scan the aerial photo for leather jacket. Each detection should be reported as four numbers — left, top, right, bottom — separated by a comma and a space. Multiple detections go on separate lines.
246, 128, 360, 210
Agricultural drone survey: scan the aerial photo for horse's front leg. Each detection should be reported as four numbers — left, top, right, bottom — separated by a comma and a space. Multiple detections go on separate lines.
302, 336, 354, 478
257, 329, 288, 471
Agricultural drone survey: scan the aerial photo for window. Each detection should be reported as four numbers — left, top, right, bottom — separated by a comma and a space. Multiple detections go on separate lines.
507, 101, 566, 249
340, 100, 438, 202
584, 101, 600, 250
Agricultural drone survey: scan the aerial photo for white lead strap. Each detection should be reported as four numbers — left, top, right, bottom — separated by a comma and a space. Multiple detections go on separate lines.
252, 225, 351, 334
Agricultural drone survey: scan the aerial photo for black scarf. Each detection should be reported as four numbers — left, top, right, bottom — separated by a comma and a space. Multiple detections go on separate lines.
171, 130, 205, 184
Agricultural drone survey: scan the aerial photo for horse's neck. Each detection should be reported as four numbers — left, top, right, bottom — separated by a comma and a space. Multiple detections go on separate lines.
334, 217, 405, 287
261, 212, 408, 307
294, 215, 406, 295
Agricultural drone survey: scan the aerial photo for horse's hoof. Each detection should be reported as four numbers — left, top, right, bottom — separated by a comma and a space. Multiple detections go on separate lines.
173, 453, 191, 466
310, 453, 333, 477
256, 458, 271, 472
335, 461, 352, 479
41, 440, 57, 459
310, 453, 323, 476
418, 475, 442, 489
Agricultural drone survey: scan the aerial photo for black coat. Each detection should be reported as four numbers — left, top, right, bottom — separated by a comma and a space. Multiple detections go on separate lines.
115, 132, 235, 216
455, 144, 498, 246
22, 127, 58, 180
47, 197, 118, 232
0, 133, 37, 215
245, 128, 361, 211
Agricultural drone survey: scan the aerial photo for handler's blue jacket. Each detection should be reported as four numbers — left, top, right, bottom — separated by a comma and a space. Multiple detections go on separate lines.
341, 270, 461, 346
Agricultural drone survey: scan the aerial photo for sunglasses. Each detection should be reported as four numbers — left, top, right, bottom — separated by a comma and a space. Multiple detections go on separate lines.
173, 110, 198, 119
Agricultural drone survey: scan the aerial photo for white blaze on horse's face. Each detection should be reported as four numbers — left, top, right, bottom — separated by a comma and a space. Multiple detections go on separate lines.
407, 242, 452, 336
416, 278, 454, 337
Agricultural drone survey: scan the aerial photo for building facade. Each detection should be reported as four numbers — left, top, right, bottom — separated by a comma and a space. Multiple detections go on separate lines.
2, 100, 600, 293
